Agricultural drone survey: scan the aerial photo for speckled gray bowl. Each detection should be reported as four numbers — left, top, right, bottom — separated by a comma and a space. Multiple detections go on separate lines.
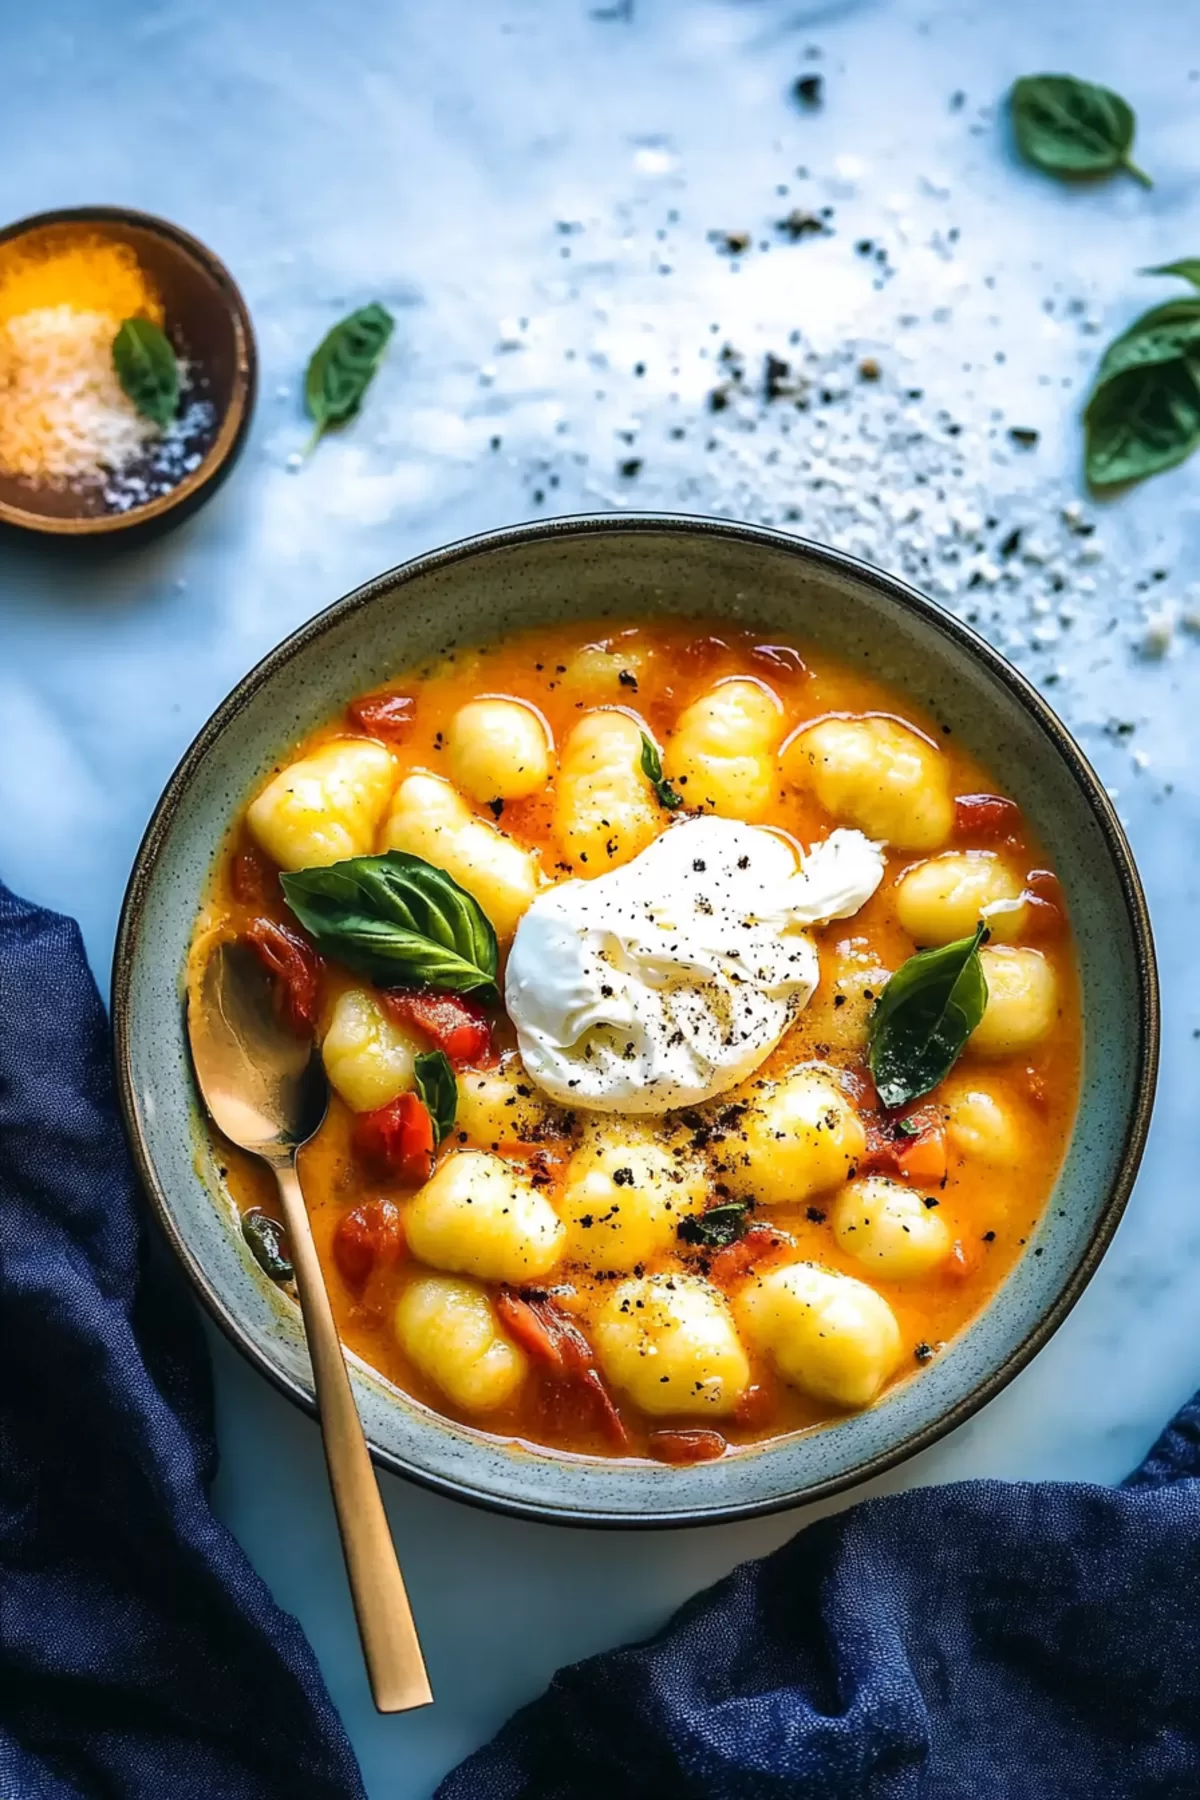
113, 515, 1158, 1527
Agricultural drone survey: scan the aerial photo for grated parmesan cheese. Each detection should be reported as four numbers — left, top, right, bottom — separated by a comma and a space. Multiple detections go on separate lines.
0, 304, 161, 481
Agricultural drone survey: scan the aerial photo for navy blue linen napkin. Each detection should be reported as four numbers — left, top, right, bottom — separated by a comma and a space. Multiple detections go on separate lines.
440, 1396, 1200, 1790
0, 883, 365, 1800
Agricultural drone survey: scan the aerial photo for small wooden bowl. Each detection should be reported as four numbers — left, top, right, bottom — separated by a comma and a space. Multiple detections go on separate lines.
0, 205, 256, 539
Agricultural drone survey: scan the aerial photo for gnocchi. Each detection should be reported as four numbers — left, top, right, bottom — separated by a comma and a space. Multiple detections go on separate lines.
321, 987, 423, 1113
734, 1066, 866, 1206
593, 1274, 750, 1416
801, 943, 892, 1057
781, 715, 953, 851
895, 851, 1027, 946
404, 1150, 565, 1283
247, 739, 397, 871
665, 677, 783, 820
971, 946, 1058, 1057
559, 1138, 706, 1273
832, 1176, 952, 1281
447, 697, 552, 803
944, 1084, 1022, 1165
455, 1060, 552, 1149
384, 771, 540, 937
736, 1261, 903, 1408
395, 1275, 527, 1413
553, 709, 661, 873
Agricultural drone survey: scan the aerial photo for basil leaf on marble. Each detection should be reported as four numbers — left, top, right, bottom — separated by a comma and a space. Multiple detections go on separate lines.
280, 851, 498, 996
113, 317, 179, 427
868, 924, 989, 1109
1009, 74, 1150, 187
414, 1050, 457, 1145
639, 733, 683, 811
1141, 260, 1200, 290
304, 302, 395, 451
1084, 274, 1200, 488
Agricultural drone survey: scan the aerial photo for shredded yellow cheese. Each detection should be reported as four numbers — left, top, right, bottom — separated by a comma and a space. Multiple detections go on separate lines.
0, 233, 166, 483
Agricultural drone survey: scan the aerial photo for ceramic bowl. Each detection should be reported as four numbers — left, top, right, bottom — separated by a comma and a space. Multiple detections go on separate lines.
0, 206, 256, 539
113, 515, 1158, 1526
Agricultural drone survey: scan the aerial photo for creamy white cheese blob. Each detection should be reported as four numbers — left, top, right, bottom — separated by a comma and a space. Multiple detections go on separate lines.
505, 815, 884, 1114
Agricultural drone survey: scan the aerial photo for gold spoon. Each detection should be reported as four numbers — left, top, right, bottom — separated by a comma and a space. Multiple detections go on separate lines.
188, 939, 432, 1713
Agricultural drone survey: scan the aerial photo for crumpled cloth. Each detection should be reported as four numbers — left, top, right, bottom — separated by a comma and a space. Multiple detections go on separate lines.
0, 882, 365, 1800
440, 1391, 1200, 1795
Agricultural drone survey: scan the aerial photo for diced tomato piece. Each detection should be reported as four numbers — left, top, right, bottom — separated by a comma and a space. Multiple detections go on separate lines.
708, 1224, 789, 1288
944, 1238, 977, 1282
347, 692, 415, 742
333, 1198, 405, 1289
648, 1428, 727, 1465
862, 1108, 946, 1185
242, 917, 323, 1035
352, 1093, 436, 1186
954, 793, 1022, 842
382, 990, 493, 1067
231, 847, 276, 905
733, 1383, 776, 1429
896, 1125, 948, 1187
1020, 870, 1065, 941
495, 1288, 628, 1447
679, 635, 732, 680
750, 643, 808, 682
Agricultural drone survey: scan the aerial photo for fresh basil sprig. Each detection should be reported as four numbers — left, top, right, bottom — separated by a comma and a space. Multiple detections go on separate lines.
414, 1050, 457, 1145
304, 302, 395, 453
1084, 267, 1200, 488
867, 923, 989, 1110
1010, 74, 1150, 188
639, 733, 683, 811
280, 852, 498, 996
113, 318, 179, 427
677, 1200, 748, 1250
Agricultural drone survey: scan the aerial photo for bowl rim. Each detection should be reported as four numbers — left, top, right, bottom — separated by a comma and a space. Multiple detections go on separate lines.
0, 204, 257, 537
112, 512, 1160, 1528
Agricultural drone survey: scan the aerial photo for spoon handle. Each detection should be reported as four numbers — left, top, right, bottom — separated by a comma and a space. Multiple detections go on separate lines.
273, 1160, 433, 1713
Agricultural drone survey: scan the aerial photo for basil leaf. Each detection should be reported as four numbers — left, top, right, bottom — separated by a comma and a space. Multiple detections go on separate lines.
1142, 260, 1200, 290
304, 303, 395, 451
414, 1050, 457, 1145
1085, 357, 1200, 488
639, 733, 683, 811
242, 1210, 293, 1281
113, 317, 179, 427
677, 1201, 748, 1250
280, 851, 498, 995
1093, 298, 1200, 388
1009, 74, 1150, 187
868, 923, 989, 1110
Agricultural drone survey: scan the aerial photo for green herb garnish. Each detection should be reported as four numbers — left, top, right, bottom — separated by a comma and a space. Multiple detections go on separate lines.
867, 923, 989, 1110
113, 317, 179, 427
1084, 266, 1200, 488
1009, 74, 1150, 188
414, 1049, 457, 1145
242, 1210, 293, 1281
640, 733, 683, 811
304, 303, 395, 452
677, 1201, 749, 1250
280, 851, 498, 996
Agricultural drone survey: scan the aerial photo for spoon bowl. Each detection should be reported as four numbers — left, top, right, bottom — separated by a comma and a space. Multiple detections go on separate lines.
191, 941, 327, 1159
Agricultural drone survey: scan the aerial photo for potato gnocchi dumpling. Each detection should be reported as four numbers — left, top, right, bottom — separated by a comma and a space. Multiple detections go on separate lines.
735, 1066, 866, 1206
736, 1261, 903, 1408
455, 1061, 551, 1149
384, 771, 540, 937
559, 1139, 706, 1273
321, 988, 422, 1113
802, 944, 893, 1056
781, 715, 953, 852
832, 1176, 952, 1281
404, 1150, 565, 1283
247, 740, 398, 871
395, 1275, 527, 1413
554, 709, 661, 872
895, 851, 1027, 946
944, 1084, 1022, 1165
560, 639, 654, 699
971, 946, 1058, 1057
593, 1274, 751, 1416
447, 698, 552, 803
665, 678, 783, 821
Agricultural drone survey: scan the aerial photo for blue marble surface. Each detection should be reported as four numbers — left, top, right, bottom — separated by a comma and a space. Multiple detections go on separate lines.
2, 2, 1198, 1793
